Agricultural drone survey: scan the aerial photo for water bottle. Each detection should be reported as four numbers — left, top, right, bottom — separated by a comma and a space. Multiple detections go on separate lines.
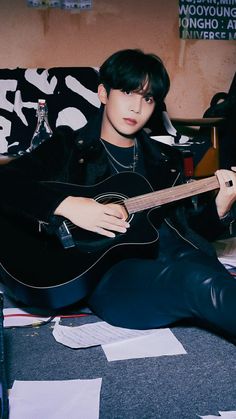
28, 99, 53, 152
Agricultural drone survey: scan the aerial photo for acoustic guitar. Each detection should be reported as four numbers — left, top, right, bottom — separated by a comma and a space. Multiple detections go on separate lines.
0, 172, 219, 310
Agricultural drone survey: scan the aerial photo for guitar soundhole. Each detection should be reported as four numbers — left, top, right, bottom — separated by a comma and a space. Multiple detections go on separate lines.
95, 192, 132, 223
65, 193, 133, 253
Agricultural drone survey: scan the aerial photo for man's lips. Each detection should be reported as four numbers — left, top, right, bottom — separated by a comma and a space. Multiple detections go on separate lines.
123, 118, 137, 126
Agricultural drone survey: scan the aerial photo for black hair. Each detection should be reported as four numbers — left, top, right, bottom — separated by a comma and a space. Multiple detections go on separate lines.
99, 49, 170, 104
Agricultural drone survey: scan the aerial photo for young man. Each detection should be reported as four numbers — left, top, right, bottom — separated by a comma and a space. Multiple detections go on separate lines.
0, 49, 236, 341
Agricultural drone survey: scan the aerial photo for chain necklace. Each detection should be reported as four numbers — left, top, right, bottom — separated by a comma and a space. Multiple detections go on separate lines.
100, 138, 138, 173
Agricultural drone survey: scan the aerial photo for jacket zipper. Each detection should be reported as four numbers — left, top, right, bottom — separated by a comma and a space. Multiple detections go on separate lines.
229, 219, 235, 236
38, 220, 49, 233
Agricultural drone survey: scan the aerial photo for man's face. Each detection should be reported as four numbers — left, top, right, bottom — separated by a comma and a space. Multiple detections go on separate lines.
98, 84, 155, 142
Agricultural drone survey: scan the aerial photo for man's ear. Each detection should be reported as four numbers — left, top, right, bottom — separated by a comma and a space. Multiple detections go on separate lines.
98, 84, 108, 105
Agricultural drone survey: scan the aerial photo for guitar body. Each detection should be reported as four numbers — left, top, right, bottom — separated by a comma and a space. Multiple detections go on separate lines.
0, 172, 160, 310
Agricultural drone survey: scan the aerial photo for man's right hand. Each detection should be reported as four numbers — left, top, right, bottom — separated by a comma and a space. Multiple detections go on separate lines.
54, 196, 130, 238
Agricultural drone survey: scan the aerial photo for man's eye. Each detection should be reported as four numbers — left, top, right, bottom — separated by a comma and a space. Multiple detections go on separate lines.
145, 96, 154, 104
122, 90, 132, 96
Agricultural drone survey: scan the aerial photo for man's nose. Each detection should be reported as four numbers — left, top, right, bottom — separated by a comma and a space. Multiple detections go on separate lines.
130, 96, 142, 114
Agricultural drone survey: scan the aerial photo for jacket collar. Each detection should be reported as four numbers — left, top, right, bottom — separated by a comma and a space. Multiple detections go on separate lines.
75, 107, 104, 148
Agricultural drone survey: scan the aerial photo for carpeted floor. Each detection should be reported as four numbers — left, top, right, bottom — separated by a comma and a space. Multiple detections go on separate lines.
3, 287, 236, 419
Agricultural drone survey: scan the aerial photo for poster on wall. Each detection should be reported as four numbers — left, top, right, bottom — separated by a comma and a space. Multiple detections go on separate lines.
27, 0, 93, 10
179, 0, 236, 40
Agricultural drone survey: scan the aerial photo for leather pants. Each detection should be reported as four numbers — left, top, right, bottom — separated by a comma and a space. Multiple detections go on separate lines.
87, 222, 236, 339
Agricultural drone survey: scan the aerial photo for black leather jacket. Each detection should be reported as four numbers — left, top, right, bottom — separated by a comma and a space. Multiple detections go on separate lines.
0, 109, 228, 255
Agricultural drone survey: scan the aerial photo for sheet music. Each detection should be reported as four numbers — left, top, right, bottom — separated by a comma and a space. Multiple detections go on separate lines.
53, 320, 157, 348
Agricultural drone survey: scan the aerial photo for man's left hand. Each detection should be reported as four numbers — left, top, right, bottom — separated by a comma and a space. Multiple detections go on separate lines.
215, 167, 236, 218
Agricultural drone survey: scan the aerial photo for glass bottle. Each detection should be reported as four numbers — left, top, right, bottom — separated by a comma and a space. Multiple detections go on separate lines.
28, 99, 53, 152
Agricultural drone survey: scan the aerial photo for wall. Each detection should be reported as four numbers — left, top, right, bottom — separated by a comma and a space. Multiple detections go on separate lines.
0, 0, 235, 117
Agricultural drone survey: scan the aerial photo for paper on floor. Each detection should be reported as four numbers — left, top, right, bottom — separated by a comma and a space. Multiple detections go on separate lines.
3, 307, 59, 327
199, 411, 236, 418
52, 320, 187, 361
102, 327, 187, 361
53, 319, 160, 348
213, 237, 236, 268
9, 378, 102, 419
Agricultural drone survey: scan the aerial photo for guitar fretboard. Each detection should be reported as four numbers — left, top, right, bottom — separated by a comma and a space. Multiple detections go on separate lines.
125, 175, 219, 214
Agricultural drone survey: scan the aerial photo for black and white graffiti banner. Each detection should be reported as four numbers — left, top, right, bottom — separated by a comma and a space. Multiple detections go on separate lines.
0, 67, 99, 154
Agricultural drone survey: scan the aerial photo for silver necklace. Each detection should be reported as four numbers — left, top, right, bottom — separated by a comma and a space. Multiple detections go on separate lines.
100, 138, 138, 172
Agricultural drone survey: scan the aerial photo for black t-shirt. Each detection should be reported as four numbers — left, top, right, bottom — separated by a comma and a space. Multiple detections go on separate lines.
100, 139, 146, 176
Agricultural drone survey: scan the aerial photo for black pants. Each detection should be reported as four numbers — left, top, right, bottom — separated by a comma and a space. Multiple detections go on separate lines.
87, 222, 236, 338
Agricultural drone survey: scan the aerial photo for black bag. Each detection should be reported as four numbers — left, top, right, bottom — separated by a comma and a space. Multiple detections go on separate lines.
202, 72, 236, 169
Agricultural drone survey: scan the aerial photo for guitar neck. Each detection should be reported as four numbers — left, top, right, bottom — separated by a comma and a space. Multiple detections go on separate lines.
125, 175, 219, 214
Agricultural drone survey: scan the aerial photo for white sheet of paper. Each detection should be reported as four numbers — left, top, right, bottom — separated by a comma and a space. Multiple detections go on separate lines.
3, 308, 59, 327
199, 411, 236, 419
213, 237, 236, 268
52, 320, 158, 349
9, 378, 102, 419
102, 328, 187, 361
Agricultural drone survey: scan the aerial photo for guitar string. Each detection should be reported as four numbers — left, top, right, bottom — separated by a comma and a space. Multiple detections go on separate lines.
65, 176, 219, 229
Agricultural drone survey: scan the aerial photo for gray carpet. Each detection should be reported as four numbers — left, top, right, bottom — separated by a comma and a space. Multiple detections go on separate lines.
3, 288, 236, 419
